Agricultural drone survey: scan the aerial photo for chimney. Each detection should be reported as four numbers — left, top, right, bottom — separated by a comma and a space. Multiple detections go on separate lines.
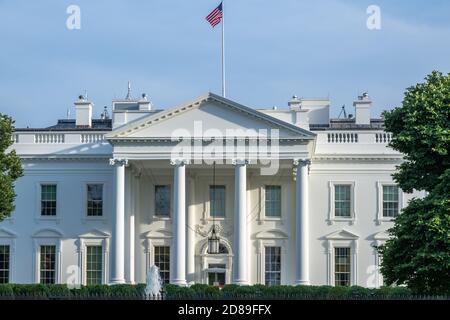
75, 95, 93, 128
353, 92, 371, 125
288, 95, 301, 110
138, 93, 152, 111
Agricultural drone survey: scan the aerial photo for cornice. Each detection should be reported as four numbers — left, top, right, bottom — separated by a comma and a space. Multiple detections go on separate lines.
312, 154, 403, 162
20, 155, 111, 161
107, 137, 311, 143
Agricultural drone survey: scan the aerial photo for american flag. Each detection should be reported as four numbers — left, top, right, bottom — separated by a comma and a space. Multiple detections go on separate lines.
206, 3, 223, 28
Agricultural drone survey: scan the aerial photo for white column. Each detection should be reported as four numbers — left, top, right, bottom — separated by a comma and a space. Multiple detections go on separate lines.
232, 159, 249, 285
110, 158, 128, 284
186, 175, 196, 284
129, 171, 140, 284
124, 169, 131, 283
294, 159, 310, 285
170, 159, 187, 286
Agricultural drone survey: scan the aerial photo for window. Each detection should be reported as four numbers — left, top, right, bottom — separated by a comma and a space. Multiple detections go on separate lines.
154, 246, 170, 284
335, 247, 351, 286
41, 184, 57, 216
210, 185, 226, 217
328, 182, 355, 223
265, 246, 281, 286
383, 185, 399, 217
87, 184, 103, 217
0, 245, 10, 284
377, 182, 402, 223
155, 185, 170, 217
265, 186, 281, 217
86, 246, 103, 285
40, 245, 56, 284
334, 185, 351, 217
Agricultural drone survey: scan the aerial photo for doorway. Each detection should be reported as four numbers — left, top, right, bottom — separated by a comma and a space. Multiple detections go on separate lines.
207, 264, 226, 287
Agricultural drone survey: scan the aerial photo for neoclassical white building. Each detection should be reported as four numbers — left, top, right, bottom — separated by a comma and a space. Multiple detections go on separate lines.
0, 91, 423, 287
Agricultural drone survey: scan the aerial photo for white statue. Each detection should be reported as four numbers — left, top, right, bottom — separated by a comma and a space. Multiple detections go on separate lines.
145, 265, 162, 299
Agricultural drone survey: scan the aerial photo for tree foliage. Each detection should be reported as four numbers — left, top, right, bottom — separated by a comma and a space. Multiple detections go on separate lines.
383, 71, 450, 193
379, 71, 450, 294
379, 171, 450, 294
0, 114, 23, 221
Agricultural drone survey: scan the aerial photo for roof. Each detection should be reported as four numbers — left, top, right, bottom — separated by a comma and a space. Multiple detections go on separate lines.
15, 119, 112, 132
310, 119, 385, 131
107, 92, 316, 139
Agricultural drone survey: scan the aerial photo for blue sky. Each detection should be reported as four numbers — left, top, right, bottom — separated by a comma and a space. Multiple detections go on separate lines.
0, 0, 449, 128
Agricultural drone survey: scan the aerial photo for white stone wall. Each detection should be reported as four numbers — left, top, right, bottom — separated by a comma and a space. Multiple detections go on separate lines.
1, 156, 424, 286
0, 160, 113, 284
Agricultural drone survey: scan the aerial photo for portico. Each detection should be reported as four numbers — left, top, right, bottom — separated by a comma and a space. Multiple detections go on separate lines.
109, 158, 312, 285
106, 93, 315, 286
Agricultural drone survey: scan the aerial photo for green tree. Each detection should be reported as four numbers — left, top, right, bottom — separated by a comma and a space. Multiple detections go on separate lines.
0, 114, 23, 221
379, 71, 450, 294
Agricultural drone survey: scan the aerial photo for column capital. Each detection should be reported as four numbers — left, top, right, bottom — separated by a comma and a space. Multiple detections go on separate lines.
293, 158, 311, 167
170, 159, 190, 166
109, 158, 128, 167
232, 159, 250, 166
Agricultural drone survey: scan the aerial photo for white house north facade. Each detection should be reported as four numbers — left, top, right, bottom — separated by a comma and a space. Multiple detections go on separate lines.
1, 91, 423, 288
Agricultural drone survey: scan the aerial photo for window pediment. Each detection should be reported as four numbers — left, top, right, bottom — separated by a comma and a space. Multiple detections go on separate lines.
142, 229, 173, 239
255, 229, 289, 240
78, 229, 110, 239
373, 231, 390, 241
325, 229, 359, 240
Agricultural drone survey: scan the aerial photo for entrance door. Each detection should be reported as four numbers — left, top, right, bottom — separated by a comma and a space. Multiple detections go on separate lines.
207, 264, 226, 287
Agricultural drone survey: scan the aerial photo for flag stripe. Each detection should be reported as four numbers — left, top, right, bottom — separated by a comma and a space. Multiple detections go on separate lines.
206, 10, 220, 20
209, 16, 222, 25
207, 11, 222, 21
206, 7, 219, 19
207, 12, 222, 27
206, 3, 223, 27
206, 10, 222, 24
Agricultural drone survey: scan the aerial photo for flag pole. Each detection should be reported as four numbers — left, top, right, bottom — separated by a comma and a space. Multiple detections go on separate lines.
221, 1, 226, 98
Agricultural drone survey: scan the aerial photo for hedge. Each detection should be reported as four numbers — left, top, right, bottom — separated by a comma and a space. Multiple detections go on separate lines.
0, 284, 447, 300
164, 284, 421, 300
0, 284, 146, 299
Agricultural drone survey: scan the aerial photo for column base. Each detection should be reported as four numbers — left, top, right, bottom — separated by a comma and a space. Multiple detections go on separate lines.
110, 278, 126, 285
294, 280, 310, 286
232, 280, 250, 286
170, 279, 188, 286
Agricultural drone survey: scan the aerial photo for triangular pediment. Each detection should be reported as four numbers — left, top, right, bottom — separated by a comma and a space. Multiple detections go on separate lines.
325, 229, 359, 240
107, 93, 315, 140
255, 229, 289, 239
142, 229, 173, 239
78, 229, 110, 239
373, 231, 390, 241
